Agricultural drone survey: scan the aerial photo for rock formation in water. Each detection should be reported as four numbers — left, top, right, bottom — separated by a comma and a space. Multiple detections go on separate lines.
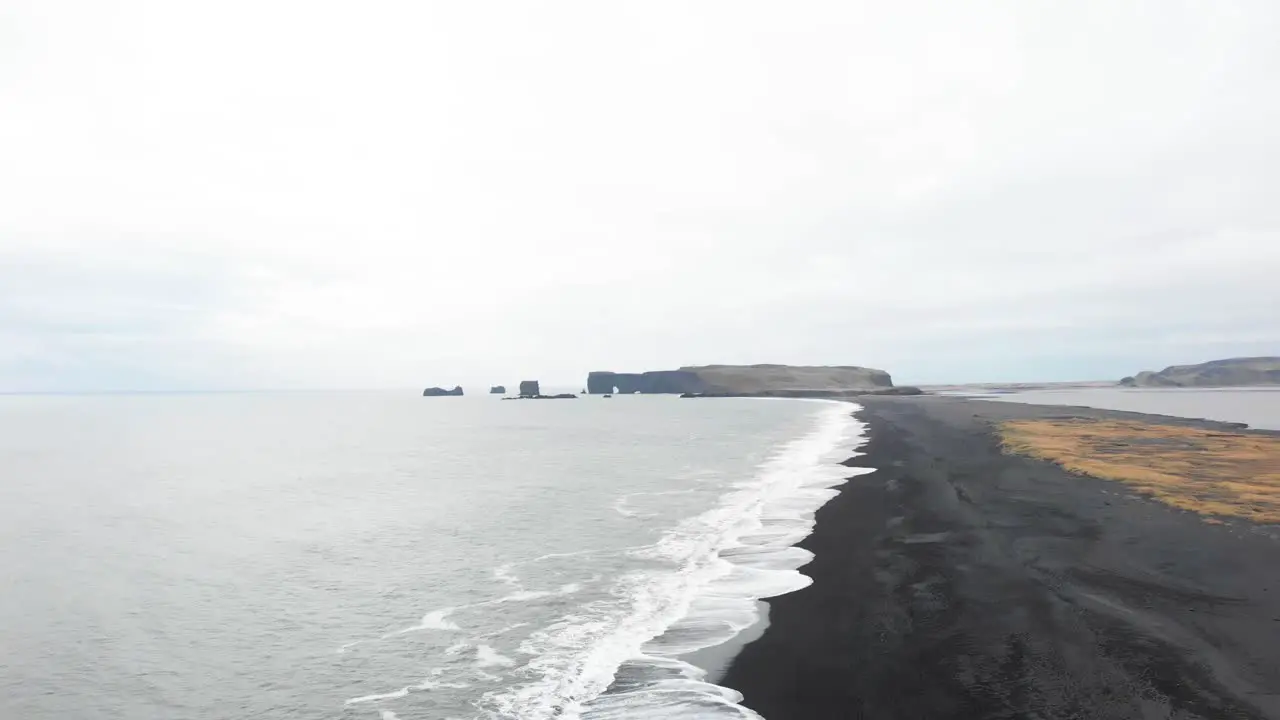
586, 370, 706, 395
489, 385, 506, 394
1119, 357, 1280, 387
588, 364, 894, 395
422, 385, 464, 397
518, 380, 541, 397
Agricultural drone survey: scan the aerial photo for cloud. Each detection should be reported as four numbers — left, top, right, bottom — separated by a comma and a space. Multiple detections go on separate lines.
1, 0, 1278, 390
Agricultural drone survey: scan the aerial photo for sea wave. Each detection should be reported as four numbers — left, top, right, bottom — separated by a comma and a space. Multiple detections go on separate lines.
480, 400, 872, 719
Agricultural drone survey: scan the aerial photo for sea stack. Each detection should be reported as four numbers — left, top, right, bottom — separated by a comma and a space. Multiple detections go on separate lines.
422, 386, 464, 397
489, 385, 506, 394
518, 380, 541, 397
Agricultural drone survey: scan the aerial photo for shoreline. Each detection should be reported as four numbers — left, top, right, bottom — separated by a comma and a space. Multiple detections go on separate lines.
678, 599, 772, 684
719, 395, 1280, 719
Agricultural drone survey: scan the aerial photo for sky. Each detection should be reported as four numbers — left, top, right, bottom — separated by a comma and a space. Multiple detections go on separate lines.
2, 0, 1278, 391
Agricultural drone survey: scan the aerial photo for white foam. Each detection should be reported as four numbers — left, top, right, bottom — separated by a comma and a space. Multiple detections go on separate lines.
480, 400, 873, 719
494, 549, 624, 594
378, 711, 400, 720
481, 621, 531, 638
613, 489, 700, 518
380, 580, 582, 643
493, 563, 522, 589
420, 679, 471, 690
346, 668, 473, 707
531, 547, 634, 563
342, 577, 592, 702
475, 643, 517, 668
498, 589, 554, 602
612, 496, 642, 518
345, 687, 410, 705
489, 581, 583, 607
386, 607, 460, 636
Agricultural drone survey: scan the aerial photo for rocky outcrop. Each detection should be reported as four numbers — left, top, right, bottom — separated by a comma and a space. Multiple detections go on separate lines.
588, 364, 894, 395
1119, 357, 1280, 387
587, 370, 706, 395
681, 386, 923, 399
502, 393, 578, 400
856, 385, 924, 396
688, 364, 892, 393
422, 385, 464, 397
489, 385, 506, 394
518, 380, 541, 397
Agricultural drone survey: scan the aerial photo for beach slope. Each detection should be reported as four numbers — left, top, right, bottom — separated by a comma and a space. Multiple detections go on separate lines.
722, 396, 1280, 719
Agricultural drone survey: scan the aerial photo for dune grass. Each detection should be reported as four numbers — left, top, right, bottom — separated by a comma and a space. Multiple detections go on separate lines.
998, 419, 1280, 524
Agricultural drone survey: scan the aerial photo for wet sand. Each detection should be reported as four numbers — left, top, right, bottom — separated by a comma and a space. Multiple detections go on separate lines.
721, 396, 1280, 719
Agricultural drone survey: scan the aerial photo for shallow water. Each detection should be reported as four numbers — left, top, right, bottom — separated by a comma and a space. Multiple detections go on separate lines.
0, 392, 864, 719
984, 386, 1280, 430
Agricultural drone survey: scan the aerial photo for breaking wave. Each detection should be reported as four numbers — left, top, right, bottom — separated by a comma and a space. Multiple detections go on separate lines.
479, 400, 871, 719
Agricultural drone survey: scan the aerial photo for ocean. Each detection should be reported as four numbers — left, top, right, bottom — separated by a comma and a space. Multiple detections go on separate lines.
0, 392, 867, 720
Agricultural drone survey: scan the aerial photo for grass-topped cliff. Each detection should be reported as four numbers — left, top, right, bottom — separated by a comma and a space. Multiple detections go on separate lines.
1120, 357, 1280, 387
587, 364, 893, 394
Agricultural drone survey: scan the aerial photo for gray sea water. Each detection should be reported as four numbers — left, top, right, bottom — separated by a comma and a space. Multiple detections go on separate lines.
985, 386, 1280, 430
0, 392, 867, 720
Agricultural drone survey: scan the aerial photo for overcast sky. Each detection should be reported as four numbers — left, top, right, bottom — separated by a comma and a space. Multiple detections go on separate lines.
2, 1, 1278, 391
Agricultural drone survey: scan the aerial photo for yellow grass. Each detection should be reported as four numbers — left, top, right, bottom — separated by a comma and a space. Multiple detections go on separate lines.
998, 419, 1280, 524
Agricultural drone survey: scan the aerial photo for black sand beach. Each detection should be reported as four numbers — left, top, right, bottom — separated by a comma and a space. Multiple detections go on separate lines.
722, 396, 1280, 720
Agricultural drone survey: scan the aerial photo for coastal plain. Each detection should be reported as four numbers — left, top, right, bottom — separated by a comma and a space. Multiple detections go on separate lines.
722, 395, 1280, 720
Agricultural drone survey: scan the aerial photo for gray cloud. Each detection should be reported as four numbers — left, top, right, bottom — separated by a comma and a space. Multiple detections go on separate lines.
1, 0, 1278, 390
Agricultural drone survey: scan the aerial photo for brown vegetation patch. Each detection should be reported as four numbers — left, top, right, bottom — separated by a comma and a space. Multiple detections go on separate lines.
999, 419, 1280, 524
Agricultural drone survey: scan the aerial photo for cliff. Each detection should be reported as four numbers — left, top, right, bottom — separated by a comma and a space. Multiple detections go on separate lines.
1119, 357, 1280, 388
586, 370, 706, 394
587, 364, 894, 395
686, 364, 893, 393
682, 386, 923, 399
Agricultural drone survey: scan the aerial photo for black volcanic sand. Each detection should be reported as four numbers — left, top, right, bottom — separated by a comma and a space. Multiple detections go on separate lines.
721, 396, 1280, 720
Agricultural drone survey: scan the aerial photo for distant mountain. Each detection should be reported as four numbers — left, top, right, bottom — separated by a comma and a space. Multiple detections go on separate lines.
1119, 357, 1280, 388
